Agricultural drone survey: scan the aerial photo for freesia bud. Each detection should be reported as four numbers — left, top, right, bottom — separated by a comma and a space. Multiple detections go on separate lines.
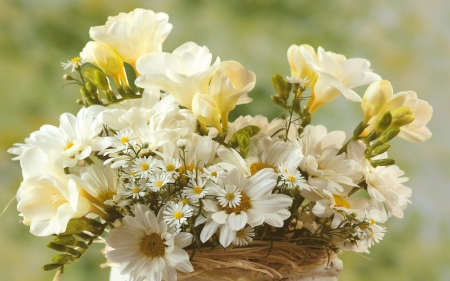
379, 127, 400, 144
389, 106, 415, 127
375, 111, 392, 133
192, 93, 221, 130
80, 41, 128, 86
361, 80, 393, 123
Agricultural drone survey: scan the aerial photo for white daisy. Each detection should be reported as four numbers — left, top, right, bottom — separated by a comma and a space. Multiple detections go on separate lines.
147, 172, 173, 193
201, 168, 292, 247
163, 202, 194, 228
277, 162, 310, 190
312, 189, 369, 229
203, 164, 226, 184
232, 226, 255, 246
131, 156, 156, 179
60, 56, 85, 72
182, 177, 211, 202
123, 182, 146, 199
217, 184, 242, 208
158, 157, 181, 176
105, 204, 193, 281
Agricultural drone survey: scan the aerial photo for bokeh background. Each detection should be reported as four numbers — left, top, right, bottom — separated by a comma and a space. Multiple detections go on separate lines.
1, 0, 449, 280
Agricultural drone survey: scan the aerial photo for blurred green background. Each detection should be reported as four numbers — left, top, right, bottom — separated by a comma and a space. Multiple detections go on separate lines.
1, 0, 449, 280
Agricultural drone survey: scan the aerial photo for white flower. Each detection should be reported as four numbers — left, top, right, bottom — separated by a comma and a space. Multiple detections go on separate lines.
356, 210, 386, 249
70, 164, 120, 205
147, 172, 173, 192
131, 156, 156, 179
182, 177, 212, 203
232, 226, 255, 246
105, 204, 193, 281
163, 202, 194, 228
8, 108, 110, 168
366, 165, 411, 219
191, 92, 221, 128
218, 137, 303, 177
17, 147, 91, 236
299, 125, 360, 194
312, 189, 369, 229
158, 158, 181, 176
202, 164, 226, 184
124, 182, 146, 199
201, 168, 292, 247
135, 42, 220, 109
60, 56, 86, 72
277, 162, 310, 190
285, 76, 310, 85
217, 184, 242, 208
300, 45, 381, 113
89, 9, 172, 70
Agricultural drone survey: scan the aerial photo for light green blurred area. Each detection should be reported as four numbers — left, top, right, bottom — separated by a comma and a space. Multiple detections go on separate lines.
1, 0, 449, 280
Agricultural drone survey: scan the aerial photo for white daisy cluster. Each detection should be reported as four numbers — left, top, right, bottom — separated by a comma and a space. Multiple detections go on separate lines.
8, 8, 433, 281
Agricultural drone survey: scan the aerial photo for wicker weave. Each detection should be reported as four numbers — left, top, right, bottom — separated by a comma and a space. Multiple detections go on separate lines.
178, 241, 341, 281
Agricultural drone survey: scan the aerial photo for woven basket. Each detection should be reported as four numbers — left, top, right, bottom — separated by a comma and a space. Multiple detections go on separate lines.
178, 241, 343, 281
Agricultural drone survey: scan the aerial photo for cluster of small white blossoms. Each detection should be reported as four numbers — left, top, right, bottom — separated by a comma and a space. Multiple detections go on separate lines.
8, 8, 433, 281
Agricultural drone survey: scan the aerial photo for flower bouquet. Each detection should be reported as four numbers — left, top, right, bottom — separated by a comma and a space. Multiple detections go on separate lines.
8, 8, 432, 281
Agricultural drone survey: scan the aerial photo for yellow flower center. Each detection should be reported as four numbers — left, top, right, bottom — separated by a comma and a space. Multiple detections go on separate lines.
180, 198, 190, 205
250, 162, 275, 176
166, 164, 175, 171
173, 211, 183, 219
225, 193, 251, 214
71, 57, 82, 63
141, 233, 165, 258
288, 175, 296, 183
97, 191, 116, 202
369, 218, 376, 226
193, 186, 203, 194
332, 194, 350, 209
225, 193, 235, 201
120, 136, 130, 145
132, 187, 140, 194
130, 171, 137, 177
140, 163, 149, 171
155, 180, 163, 188
65, 141, 74, 150
210, 171, 218, 177
236, 229, 247, 238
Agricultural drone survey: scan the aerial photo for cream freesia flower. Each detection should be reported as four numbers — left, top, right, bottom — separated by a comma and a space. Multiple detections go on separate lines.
17, 147, 91, 236
300, 46, 381, 113
191, 93, 222, 130
361, 80, 393, 123
287, 44, 318, 88
105, 204, 193, 281
362, 90, 433, 142
208, 61, 256, 129
89, 9, 172, 71
135, 42, 220, 109
80, 41, 128, 86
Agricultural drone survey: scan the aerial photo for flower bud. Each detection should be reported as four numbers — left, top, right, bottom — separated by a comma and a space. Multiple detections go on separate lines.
272, 74, 291, 100
60, 219, 88, 235
375, 111, 392, 133
80, 41, 128, 86
361, 80, 393, 123
52, 254, 76, 264
54, 235, 77, 246
370, 158, 395, 167
379, 127, 400, 144
370, 144, 390, 157
389, 106, 415, 128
